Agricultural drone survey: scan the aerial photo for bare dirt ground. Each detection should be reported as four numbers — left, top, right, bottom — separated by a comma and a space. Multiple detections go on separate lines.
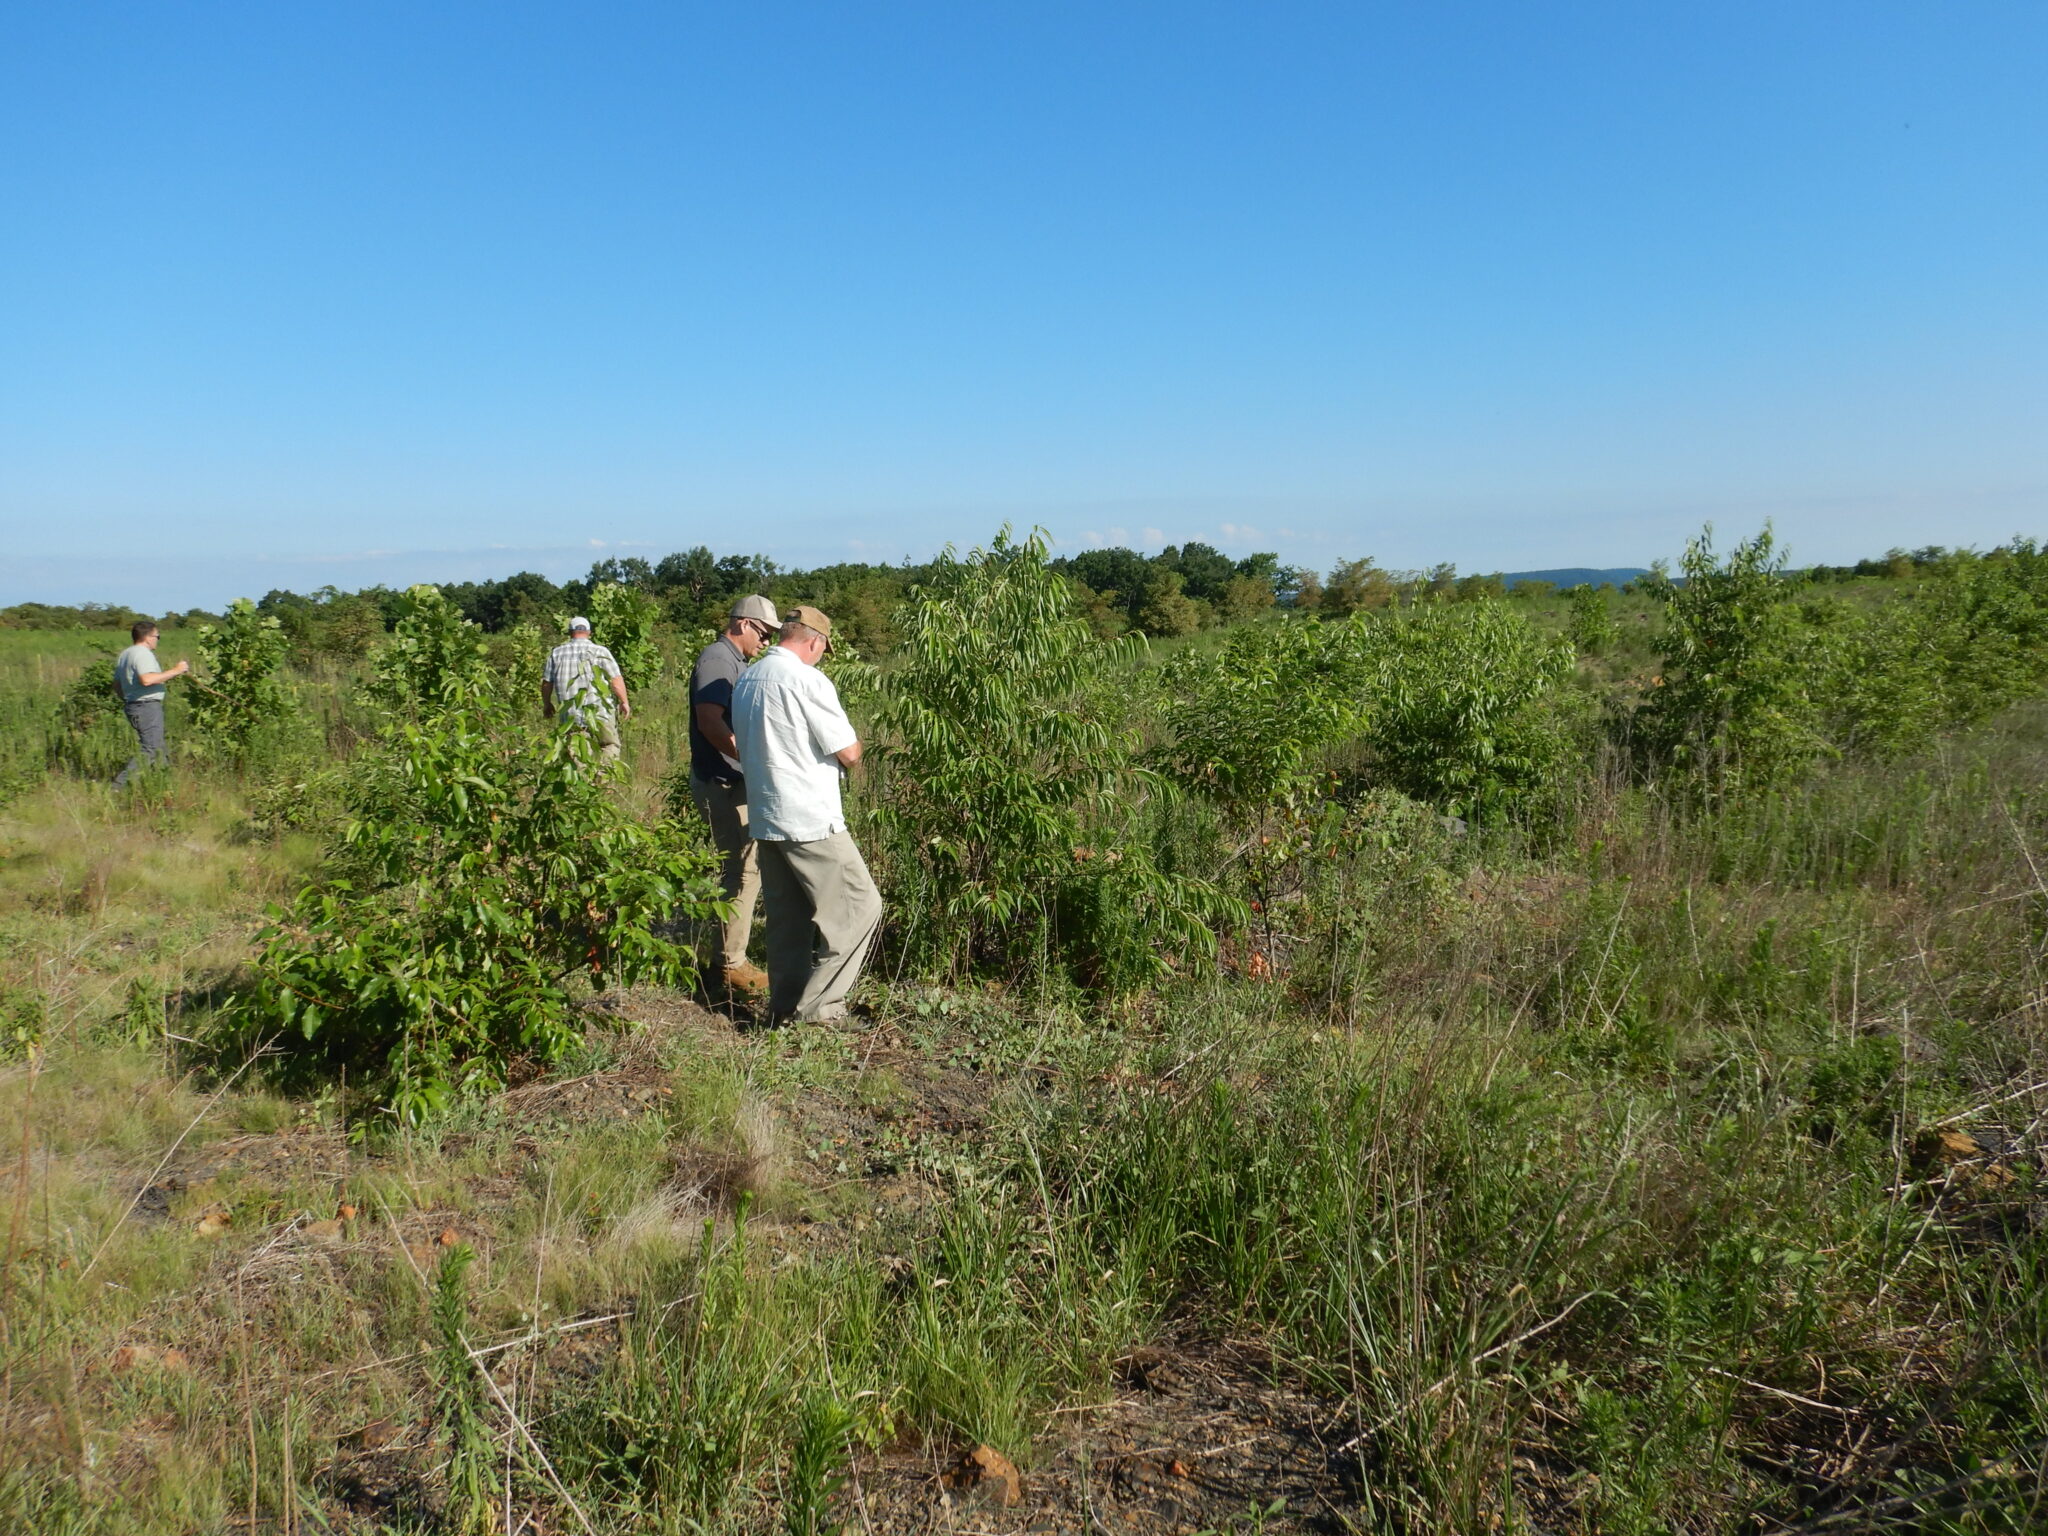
849, 1337, 1361, 1535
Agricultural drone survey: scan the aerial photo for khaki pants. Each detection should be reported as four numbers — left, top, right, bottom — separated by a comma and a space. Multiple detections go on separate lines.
756, 831, 883, 1024
560, 711, 621, 764
688, 774, 760, 968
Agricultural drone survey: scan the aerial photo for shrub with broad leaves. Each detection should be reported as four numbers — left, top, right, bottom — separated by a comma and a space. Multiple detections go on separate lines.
189, 597, 293, 764
1159, 618, 1368, 812
247, 586, 720, 1119
367, 585, 497, 717
558, 581, 665, 689
1633, 526, 1828, 795
870, 527, 1240, 990
1566, 584, 1617, 655
1358, 601, 1578, 824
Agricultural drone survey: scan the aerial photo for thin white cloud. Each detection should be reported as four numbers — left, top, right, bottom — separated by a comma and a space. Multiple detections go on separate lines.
251, 548, 402, 564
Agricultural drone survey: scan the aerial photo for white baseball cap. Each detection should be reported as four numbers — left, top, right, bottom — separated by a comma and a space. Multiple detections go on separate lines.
568, 616, 592, 633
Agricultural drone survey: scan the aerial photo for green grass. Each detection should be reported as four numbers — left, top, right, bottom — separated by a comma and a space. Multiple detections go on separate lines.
2, 613, 2046, 1532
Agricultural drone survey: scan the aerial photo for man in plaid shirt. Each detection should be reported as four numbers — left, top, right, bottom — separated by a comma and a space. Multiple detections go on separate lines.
541, 617, 632, 764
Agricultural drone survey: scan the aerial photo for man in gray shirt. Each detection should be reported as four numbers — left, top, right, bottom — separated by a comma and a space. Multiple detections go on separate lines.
688, 594, 780, 998
112, 619, 190, 787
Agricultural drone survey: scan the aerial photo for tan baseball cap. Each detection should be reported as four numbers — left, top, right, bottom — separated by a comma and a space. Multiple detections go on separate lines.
783, 605, 834, 650
728, 594, 778, 627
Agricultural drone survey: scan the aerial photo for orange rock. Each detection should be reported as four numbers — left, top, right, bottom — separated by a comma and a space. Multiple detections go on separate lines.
1914, 1127, 2018, 1198
951, 1444, 1023, 1507
1923, 1128, 1987, 1165
437, 1227, 460, 1247
193, 1208, 231, 1239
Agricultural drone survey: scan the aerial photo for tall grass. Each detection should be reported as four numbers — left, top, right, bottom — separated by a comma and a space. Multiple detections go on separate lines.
2, 604, 2047, 1531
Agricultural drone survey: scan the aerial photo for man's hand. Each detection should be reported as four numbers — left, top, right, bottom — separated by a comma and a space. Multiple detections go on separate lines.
619, 701, 633, 721
694, 701, 737, 759
173, 659, 190, 675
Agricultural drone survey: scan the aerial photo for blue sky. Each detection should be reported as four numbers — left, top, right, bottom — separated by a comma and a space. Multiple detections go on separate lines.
3, 2, 2044, 609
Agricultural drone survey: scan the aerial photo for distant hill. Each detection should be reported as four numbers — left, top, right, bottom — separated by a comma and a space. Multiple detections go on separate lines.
1501, 567, 1649, 591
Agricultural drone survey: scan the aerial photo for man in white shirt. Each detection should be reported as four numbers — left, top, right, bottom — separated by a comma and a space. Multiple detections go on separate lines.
729, 605, 883, 1025
112, 619, 190, 787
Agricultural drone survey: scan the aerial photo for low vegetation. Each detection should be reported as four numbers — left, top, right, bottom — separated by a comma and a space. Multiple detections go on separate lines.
3, 525, 2047, 1533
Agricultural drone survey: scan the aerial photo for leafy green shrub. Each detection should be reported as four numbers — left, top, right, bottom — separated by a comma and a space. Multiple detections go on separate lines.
246, 590, 721, 1118
1638, 533, 2048, 789
1260, 788, 1468, 1017
189, 597, 292, 764
1215, 573, 1277, 624
1800, 1033, 1903, 1148
871, 527, 1240, 989
1158, 618, 1367, 812
1160, 600, 1575, 825
558, 581, 664, 687
485, 620, 556, 705
1356, 601, 1578, 823
367, 585, 497, 717
43, 655, 122, 780
241, 765, 350, 841
1135, 569, 1206, 636
1815, 543, 2048, 760
55, 656, 119, 734
1566, 583, 1617, 654
2, 988, 45, 1060
1634, 526, 1830, 794
316, 593, 384, 659
1322, 556, 1397, 615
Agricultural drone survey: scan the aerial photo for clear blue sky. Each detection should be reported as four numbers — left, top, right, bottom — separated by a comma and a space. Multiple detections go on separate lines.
3, 2, 2044, 609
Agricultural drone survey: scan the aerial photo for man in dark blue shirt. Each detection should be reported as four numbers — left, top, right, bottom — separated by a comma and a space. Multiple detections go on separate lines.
688, 594, 780, 996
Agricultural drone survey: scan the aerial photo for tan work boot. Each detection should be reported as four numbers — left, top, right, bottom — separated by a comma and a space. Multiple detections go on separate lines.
722, 962, 769, 999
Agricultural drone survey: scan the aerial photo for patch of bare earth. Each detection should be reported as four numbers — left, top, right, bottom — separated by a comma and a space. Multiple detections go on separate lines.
850, 1341, 1359, 1534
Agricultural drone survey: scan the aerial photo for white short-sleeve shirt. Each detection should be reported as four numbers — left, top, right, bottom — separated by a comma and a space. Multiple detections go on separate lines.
730, 646, 859, 842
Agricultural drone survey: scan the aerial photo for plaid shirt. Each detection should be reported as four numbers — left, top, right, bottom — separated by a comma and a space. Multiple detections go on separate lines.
543, 637, 622, 723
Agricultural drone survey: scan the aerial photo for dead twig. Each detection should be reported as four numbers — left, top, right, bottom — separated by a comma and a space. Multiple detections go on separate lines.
1703, 1366, 1861, 1418
463, 1334, 600, 1536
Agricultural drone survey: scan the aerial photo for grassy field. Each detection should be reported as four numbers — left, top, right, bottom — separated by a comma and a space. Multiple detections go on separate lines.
3, 573, 2046, 1534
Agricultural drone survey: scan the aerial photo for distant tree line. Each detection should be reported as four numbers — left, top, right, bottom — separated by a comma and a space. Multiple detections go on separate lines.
7, 537, 2035, 650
